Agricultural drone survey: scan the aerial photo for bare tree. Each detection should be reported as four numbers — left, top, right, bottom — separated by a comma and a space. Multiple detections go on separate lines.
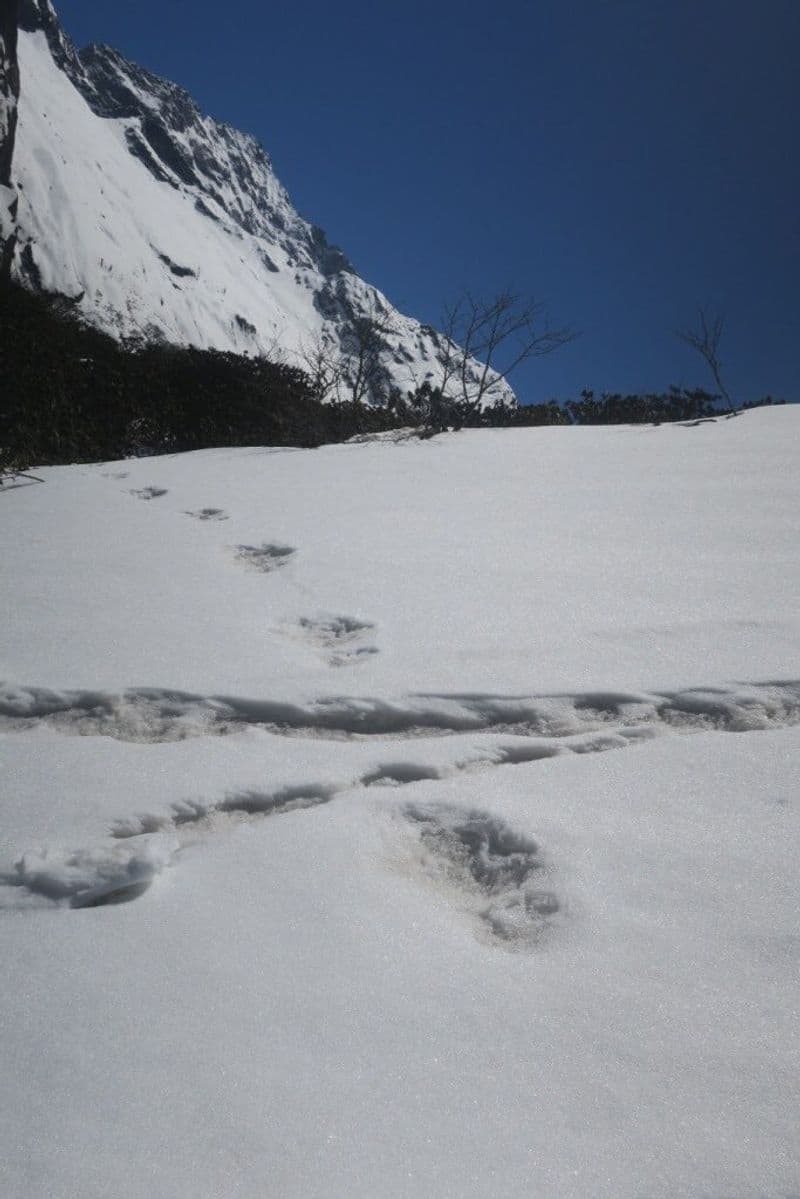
296, 332, 345, 405
296, 296, 397, 408
675, 308, 735, 413
298, 298, 397, 408
436, 290, 576, 414
340, 297, 396, 406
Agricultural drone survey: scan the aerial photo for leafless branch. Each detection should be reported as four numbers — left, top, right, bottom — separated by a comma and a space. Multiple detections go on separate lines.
675, 307, 735, 413
340, 296, 397, 406
296, 332, 344, 405
0, 470, 45, 488
439, 289, 576, 412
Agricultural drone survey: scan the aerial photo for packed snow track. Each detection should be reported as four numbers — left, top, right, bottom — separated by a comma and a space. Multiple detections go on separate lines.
1, 678, 799, 742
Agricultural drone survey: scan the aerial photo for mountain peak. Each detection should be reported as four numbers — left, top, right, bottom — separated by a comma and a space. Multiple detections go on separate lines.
3, 1, 515, 407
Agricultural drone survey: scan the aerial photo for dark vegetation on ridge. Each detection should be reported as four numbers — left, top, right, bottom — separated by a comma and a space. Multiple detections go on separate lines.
0, 283, 401, 471
0, 282, 784, 473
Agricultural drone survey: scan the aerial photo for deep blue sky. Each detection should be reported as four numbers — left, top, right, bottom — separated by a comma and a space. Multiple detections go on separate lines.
56, 0, 799, 404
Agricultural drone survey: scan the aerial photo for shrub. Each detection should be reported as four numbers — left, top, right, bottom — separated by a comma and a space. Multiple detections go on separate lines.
0, 281, 403, 470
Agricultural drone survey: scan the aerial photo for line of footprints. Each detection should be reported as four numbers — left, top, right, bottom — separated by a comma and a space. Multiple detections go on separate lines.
123, 479, 379, 668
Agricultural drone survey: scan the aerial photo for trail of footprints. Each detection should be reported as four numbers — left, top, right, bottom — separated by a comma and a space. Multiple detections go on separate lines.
4, 677, 800, 935
14, 473, 797, 932
118, 475, 377, 662
3, 677, 799, 927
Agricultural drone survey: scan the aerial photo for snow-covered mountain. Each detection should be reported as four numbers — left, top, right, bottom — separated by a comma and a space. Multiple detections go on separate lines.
0, 0, 514, 405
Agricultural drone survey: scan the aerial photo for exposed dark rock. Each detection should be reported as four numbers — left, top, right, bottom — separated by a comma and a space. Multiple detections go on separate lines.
19, 0, 85, 82
234, 313, 257, 336
124, 126, 173, 185
139, 113, 197, 187
155, 251, 196, 279
0, 1, 19, 186
193, 196, 219, 222
19, 239, 41, 288
258, 249, 280, 273
308, 224, 354, 277
0, 0, 20, 278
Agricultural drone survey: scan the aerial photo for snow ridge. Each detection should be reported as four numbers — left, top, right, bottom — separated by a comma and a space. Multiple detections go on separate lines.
2, 679, 798, 742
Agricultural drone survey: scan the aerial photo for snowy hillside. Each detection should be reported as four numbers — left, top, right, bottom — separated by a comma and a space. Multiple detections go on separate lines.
1, 0, 514, 406
1, 409, 799, 1198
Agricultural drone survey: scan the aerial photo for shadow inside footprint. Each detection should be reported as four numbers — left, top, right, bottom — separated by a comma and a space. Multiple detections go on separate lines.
71, 879, 154, 908
6, 835, 178, 910
330, 645, 378, 667
130, 486, 168, 500
299, 615, 374, 640
362, 762, 442, 787
404, 803, 559, 944
235, 543, 296, 572
185, 508, 229, 521
295, 614, 378, 666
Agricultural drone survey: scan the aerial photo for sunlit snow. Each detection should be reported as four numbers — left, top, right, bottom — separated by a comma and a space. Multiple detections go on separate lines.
1, 410, 799, 1198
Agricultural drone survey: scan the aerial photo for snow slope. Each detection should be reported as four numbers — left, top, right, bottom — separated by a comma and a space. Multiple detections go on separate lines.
6, 2, 515, 405
1, 410, 799, 1198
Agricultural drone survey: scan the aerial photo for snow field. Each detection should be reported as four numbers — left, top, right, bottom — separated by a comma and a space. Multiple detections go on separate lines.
1, 410, 798, 697
1, 725, 797, 1197
1, 410, 799, 1197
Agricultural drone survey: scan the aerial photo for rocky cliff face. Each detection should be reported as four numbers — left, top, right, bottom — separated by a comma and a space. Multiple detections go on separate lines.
0, 0, 20, 277
6, 0, 514, 406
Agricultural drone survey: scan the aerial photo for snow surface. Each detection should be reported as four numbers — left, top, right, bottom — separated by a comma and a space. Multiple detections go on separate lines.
1, 409, 799, 1198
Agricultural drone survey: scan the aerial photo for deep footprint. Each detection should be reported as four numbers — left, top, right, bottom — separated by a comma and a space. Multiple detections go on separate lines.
404, 802, 559, 944
295, 614, 378, 667
130, 486, 168, 500
235, 543, 296, 572
185, 507, 229, 521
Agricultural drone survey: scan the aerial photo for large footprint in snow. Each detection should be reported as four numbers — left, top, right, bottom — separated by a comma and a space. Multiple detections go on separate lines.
403, 802, 560, 944
234, 542, 296, 572
291, 614, 379, 667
